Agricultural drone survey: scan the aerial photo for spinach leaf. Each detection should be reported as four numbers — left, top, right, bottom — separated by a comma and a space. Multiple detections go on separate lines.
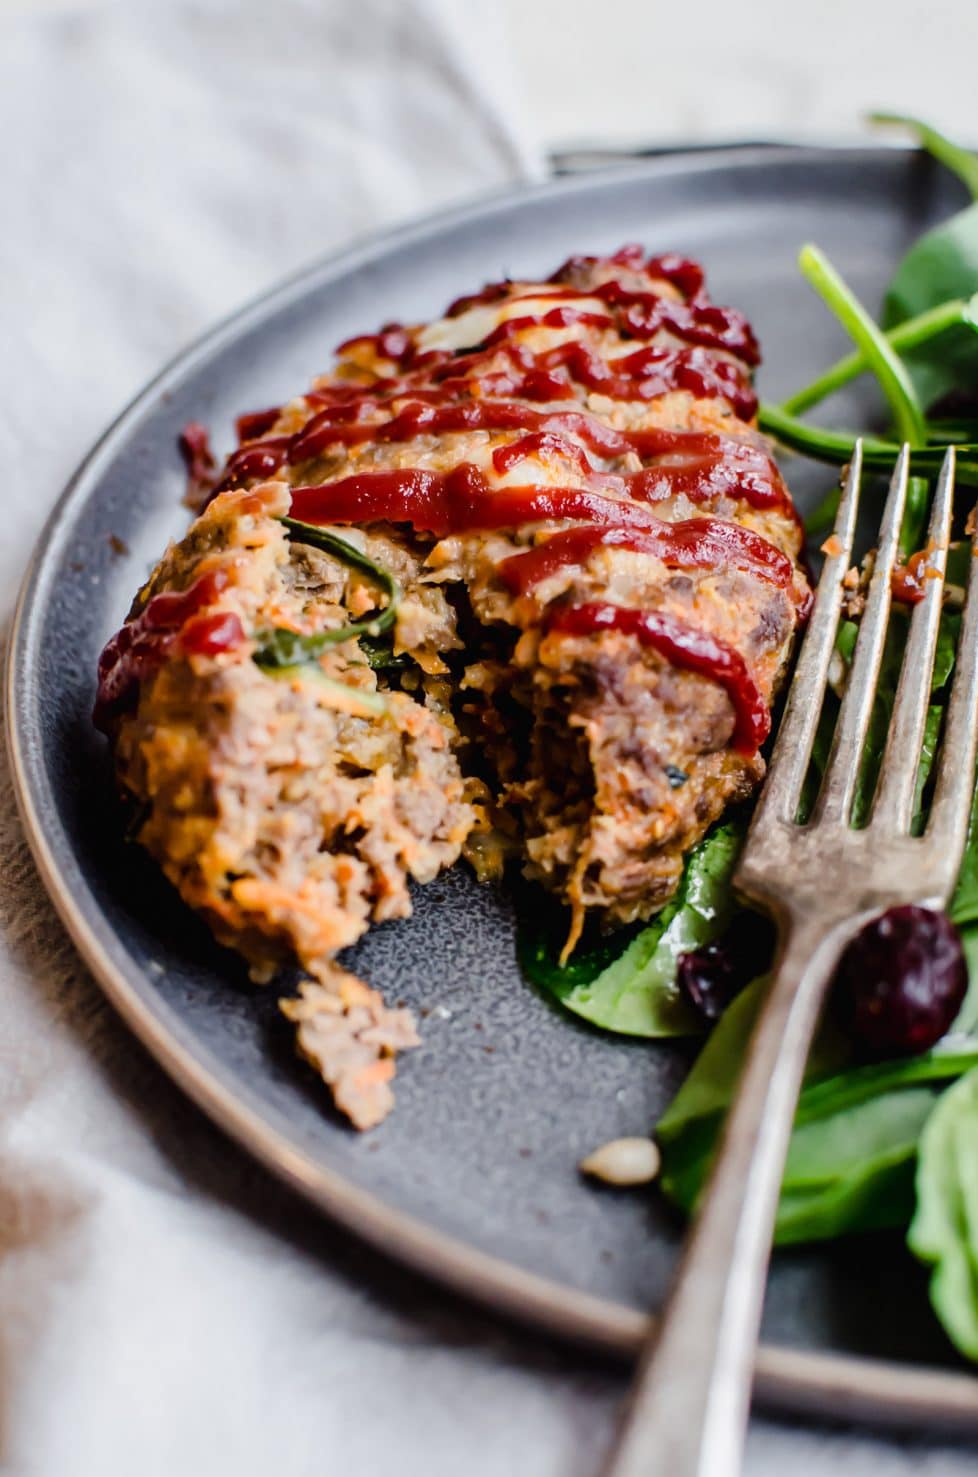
872, 113, 978, 200
658, 976, 978, 1245
884, 205, 978, 410
908, 1065, 978, 1359
948, 783, 978, 1035
954, 931, 978, 1037
799, 244, 927, 447
756, 405, 978, 487
949, 781, 978, 927
782, 297, 978, 418
656, 979, 849, 1146
358, 635, 413, 670
871, 117, 978, 409
254, 519, 402, 672
517, 822, 744, 1037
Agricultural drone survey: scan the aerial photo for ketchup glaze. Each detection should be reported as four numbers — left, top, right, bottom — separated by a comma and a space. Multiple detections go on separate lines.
499, 519, 801, 604
547, 602, 769, 754
110, 247, 806, 757
94, 569, 244, 730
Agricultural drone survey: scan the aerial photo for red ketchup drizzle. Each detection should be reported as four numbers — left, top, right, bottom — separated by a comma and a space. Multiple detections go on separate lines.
336, 322, 412, 360
447, 246, 705, 316
547, 602, 769, 754
181, 610, 246, 655
492, 431, 595, 480
288, 441, 796, 536
184, 250, 800, 751
443, 246, 749, 359
289, 466, 668, 537
236, 406, 282, 442
891, 549, 931, 605
481, 305, 614, 348
329, 253, 758, 418
499, 520, 797, 601
478, 342, 753, 418
94, 569, 243, 731
279, 402, 790, 516
444, 282, 758, 366
179, 421, 218, 506
219, 435, 292, 487
382, 339, 759, 421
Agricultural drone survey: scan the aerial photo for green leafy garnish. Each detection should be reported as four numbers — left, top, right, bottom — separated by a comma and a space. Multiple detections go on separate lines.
759, 119, 978, 546
872, 113, 978, 200
755, 405, 978, 488
658, 979, 978, 1244
797, 243, 927, 449
872, 115, 978, 411
254, 518, 402, 673
517, 822, 744, 1038
782, 296, 978, 418
909, 1066, 978, 1359
358, 635, 413, 670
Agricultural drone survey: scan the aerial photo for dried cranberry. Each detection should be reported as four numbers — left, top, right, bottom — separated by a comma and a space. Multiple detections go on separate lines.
678, 911, 775, 1022
834, 906, 967, 1057
678, 942, 740, 1021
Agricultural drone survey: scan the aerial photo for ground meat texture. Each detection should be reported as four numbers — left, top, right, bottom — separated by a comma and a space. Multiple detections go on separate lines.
97, 245, 810, 1126
99, 482, 472, 1127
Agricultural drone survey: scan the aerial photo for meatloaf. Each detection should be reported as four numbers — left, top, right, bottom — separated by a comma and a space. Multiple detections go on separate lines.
95, 243, 811, 1127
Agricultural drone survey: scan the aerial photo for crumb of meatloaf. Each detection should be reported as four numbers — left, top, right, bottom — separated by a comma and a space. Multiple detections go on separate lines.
281, 969, 420, 1131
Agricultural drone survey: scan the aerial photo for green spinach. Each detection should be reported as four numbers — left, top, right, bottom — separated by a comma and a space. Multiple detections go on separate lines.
873, 115, 978, 409
254, 519, 402, 673
657, 978, 978, 1244
518, 822, 744, 1037
909, 1066, 978, 1359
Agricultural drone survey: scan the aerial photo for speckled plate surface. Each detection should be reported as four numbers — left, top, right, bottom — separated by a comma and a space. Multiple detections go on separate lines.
10, 147, 978, 1432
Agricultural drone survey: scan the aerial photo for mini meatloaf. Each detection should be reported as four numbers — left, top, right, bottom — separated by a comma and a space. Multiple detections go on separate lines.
95, 244, 811, 1127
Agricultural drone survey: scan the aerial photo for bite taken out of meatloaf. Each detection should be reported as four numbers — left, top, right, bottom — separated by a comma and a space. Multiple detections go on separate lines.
94, 243, 811, 1127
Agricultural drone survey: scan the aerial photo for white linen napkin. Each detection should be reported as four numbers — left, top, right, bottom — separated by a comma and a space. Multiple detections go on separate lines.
0, 2, 975, 1473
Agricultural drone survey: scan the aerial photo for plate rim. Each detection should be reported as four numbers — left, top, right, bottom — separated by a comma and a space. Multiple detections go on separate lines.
9, 144, 978, 1432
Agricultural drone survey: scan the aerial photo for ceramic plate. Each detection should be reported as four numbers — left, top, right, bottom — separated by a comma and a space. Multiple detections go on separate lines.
10, 146, 978, 1432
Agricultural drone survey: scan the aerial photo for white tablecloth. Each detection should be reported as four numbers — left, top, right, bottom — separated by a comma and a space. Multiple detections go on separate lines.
1, 2, 975, 1472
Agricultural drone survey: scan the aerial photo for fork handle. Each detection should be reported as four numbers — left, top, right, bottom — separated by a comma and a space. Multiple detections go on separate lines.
602, 911, 856, 1477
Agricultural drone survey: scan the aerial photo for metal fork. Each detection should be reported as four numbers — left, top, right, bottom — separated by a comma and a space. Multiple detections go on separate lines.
603, 444, 978, 1477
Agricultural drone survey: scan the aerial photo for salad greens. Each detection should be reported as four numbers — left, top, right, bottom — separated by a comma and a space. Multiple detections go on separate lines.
516, 115, 978, 1360
519, 823, 742, 1036
795, 243, 930, 551
758, 114, 978, 491
657, 977, 978, 1245
909, 1066, 978, 1359
873, 115, 978, 412
754, 407, 978, 492
782, 296, 978, 419
797, 243, 927, 449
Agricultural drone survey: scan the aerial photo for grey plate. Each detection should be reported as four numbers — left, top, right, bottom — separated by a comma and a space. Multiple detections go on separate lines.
9, 147, 978, 1433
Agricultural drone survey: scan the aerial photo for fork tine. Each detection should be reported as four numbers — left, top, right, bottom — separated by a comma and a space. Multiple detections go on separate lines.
871, 449, 956, 833
750, 442, 863, 826
815, 445, 911, 826
928, 453, 978, 858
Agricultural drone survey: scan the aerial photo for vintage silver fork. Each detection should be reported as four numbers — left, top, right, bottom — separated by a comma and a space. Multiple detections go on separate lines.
603, 443, 978, 1477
